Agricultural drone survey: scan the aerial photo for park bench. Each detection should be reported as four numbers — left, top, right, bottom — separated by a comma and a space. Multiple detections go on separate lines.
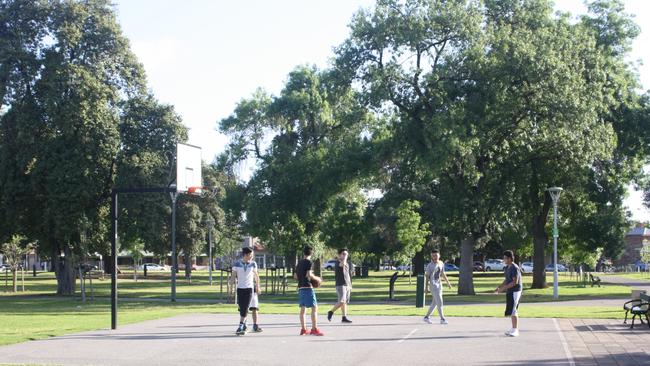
589, 273, 601, 287
623, 293, 650, 329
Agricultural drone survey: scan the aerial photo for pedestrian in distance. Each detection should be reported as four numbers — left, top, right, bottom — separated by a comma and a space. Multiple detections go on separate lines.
294, 245, 324, 336
327, 248, 353, 323
494, 250, 523, 337
423, 249, 452, 325
231, 247, 263, 335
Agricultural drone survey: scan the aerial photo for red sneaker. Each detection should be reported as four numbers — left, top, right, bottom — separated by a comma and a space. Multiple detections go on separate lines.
300, 328, 311, 336
310, 328, 324, 336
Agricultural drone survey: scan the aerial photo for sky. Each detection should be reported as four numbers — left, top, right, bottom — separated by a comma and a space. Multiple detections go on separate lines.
114, 0, 650, 221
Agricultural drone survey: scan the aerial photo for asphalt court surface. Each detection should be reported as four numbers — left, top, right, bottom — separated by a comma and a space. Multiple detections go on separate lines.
0, 313, 580, 366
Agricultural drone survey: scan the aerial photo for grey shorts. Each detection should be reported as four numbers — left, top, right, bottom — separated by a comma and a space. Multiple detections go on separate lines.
336, 285, 351, 304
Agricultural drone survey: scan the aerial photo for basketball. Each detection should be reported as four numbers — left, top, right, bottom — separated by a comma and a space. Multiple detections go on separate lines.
310, 276, 322, 288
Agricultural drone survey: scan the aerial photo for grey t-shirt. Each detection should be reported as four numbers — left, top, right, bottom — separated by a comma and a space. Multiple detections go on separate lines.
425, 261, 443, 286
505, 264, 522, 293
334, 260, 352, 287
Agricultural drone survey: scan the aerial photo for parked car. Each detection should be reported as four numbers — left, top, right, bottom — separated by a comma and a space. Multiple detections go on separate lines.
473, 261, 484, 271
79, 263, 99, 272
545, 264, 568, 272
138, 263, 167, 271
381, 264, 396, 271
521, 262, 534, 273
634, 261, 649, 271
0, 264, 10, 272
444, 263, 459, 272
324, 259, 338, 270
397, 264, 412, 271
483, 259, 506, 272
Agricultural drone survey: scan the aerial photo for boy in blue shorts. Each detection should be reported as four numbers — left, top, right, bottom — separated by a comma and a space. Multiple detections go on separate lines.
294, 246, 324, 336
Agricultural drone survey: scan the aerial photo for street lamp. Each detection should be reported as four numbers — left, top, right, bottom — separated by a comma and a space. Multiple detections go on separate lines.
205, 214, 216, 286
547, 187, 563, 300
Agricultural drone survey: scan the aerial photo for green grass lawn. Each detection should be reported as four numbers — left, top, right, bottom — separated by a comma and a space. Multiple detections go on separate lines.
601, 272, 650, 281
0, 270, 632, 304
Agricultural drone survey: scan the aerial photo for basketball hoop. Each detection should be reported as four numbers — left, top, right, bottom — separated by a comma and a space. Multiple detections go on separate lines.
187, 186, 204, 196
187, 186, 218, 198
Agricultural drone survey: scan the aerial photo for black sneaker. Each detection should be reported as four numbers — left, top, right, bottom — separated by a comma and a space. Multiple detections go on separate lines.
342, 317, 352, 323
327, 311, 334, 322
236, 324, 246, 336
253, 324, 263, 333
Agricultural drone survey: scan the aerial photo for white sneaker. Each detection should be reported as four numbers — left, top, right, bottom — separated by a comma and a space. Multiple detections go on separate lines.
504, 328, 514, 336
440, 319, 448, 325
506, 329, 519, 337
423, 317, 433, 324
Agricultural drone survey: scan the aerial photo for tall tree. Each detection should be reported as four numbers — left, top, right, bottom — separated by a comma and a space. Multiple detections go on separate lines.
219, 66, 373, 265
0, 0, 190, 294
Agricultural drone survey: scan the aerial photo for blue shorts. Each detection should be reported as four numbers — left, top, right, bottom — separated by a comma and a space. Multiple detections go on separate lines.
298, 288, 317, 308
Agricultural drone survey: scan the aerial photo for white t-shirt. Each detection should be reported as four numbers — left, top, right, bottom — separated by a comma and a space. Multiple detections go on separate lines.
232, 260, 257, 289
425, 261, 443, 286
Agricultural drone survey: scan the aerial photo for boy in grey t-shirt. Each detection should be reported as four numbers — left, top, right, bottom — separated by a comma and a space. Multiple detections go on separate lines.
327, 248, 353, 323
424, 249, 453, 324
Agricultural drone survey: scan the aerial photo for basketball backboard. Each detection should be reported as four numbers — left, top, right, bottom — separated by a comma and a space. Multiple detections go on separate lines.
176, 143, 202, 193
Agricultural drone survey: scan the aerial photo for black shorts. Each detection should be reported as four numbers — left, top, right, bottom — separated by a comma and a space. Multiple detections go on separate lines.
505, 290, 522, 316
237, 288, 253, 317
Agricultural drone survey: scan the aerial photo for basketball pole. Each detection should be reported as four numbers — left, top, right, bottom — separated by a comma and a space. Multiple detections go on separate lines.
111, 191, 118, 330
170, 188, 178, 302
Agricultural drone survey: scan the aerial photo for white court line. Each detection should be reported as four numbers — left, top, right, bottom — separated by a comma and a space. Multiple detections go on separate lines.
552, 318, 576, 366
397, 328, 418, 343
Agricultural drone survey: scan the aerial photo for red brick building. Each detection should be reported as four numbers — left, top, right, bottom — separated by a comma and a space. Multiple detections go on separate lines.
616, 223, 650, 265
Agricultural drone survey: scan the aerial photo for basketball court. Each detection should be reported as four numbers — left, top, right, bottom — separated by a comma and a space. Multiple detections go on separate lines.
0, 313, 590, 366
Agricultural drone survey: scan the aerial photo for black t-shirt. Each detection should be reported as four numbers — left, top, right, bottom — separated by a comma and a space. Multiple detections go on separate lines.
296, 259, 312, 288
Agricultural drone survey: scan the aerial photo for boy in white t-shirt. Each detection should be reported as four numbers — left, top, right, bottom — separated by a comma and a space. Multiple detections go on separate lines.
231, 247, 262, 335
423, 249, 453, 325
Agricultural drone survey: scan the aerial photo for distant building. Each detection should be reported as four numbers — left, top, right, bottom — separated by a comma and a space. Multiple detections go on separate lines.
616, 223, 650, 265
242, 236, 285, 269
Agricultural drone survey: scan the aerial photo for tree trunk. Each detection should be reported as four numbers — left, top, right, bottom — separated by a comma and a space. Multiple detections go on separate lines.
133, 260, 138, 282
413, 250, 425, 275
457, 236, 476, 295
529, 162, 552, 289
531, 214, 549, 289
313, 258, 322, 277
286, 251, 297, 273
54, 245, 76, 295
184, 255, 192, 282
12, 269, 17, 292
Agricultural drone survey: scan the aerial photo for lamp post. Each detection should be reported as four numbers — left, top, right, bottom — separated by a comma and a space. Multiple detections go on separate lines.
547, 187, 563, 300
205, 215, 215, 286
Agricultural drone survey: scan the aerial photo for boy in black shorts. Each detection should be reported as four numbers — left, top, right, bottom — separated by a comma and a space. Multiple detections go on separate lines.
231, 247, 262, 335
495, 250, 522, 337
